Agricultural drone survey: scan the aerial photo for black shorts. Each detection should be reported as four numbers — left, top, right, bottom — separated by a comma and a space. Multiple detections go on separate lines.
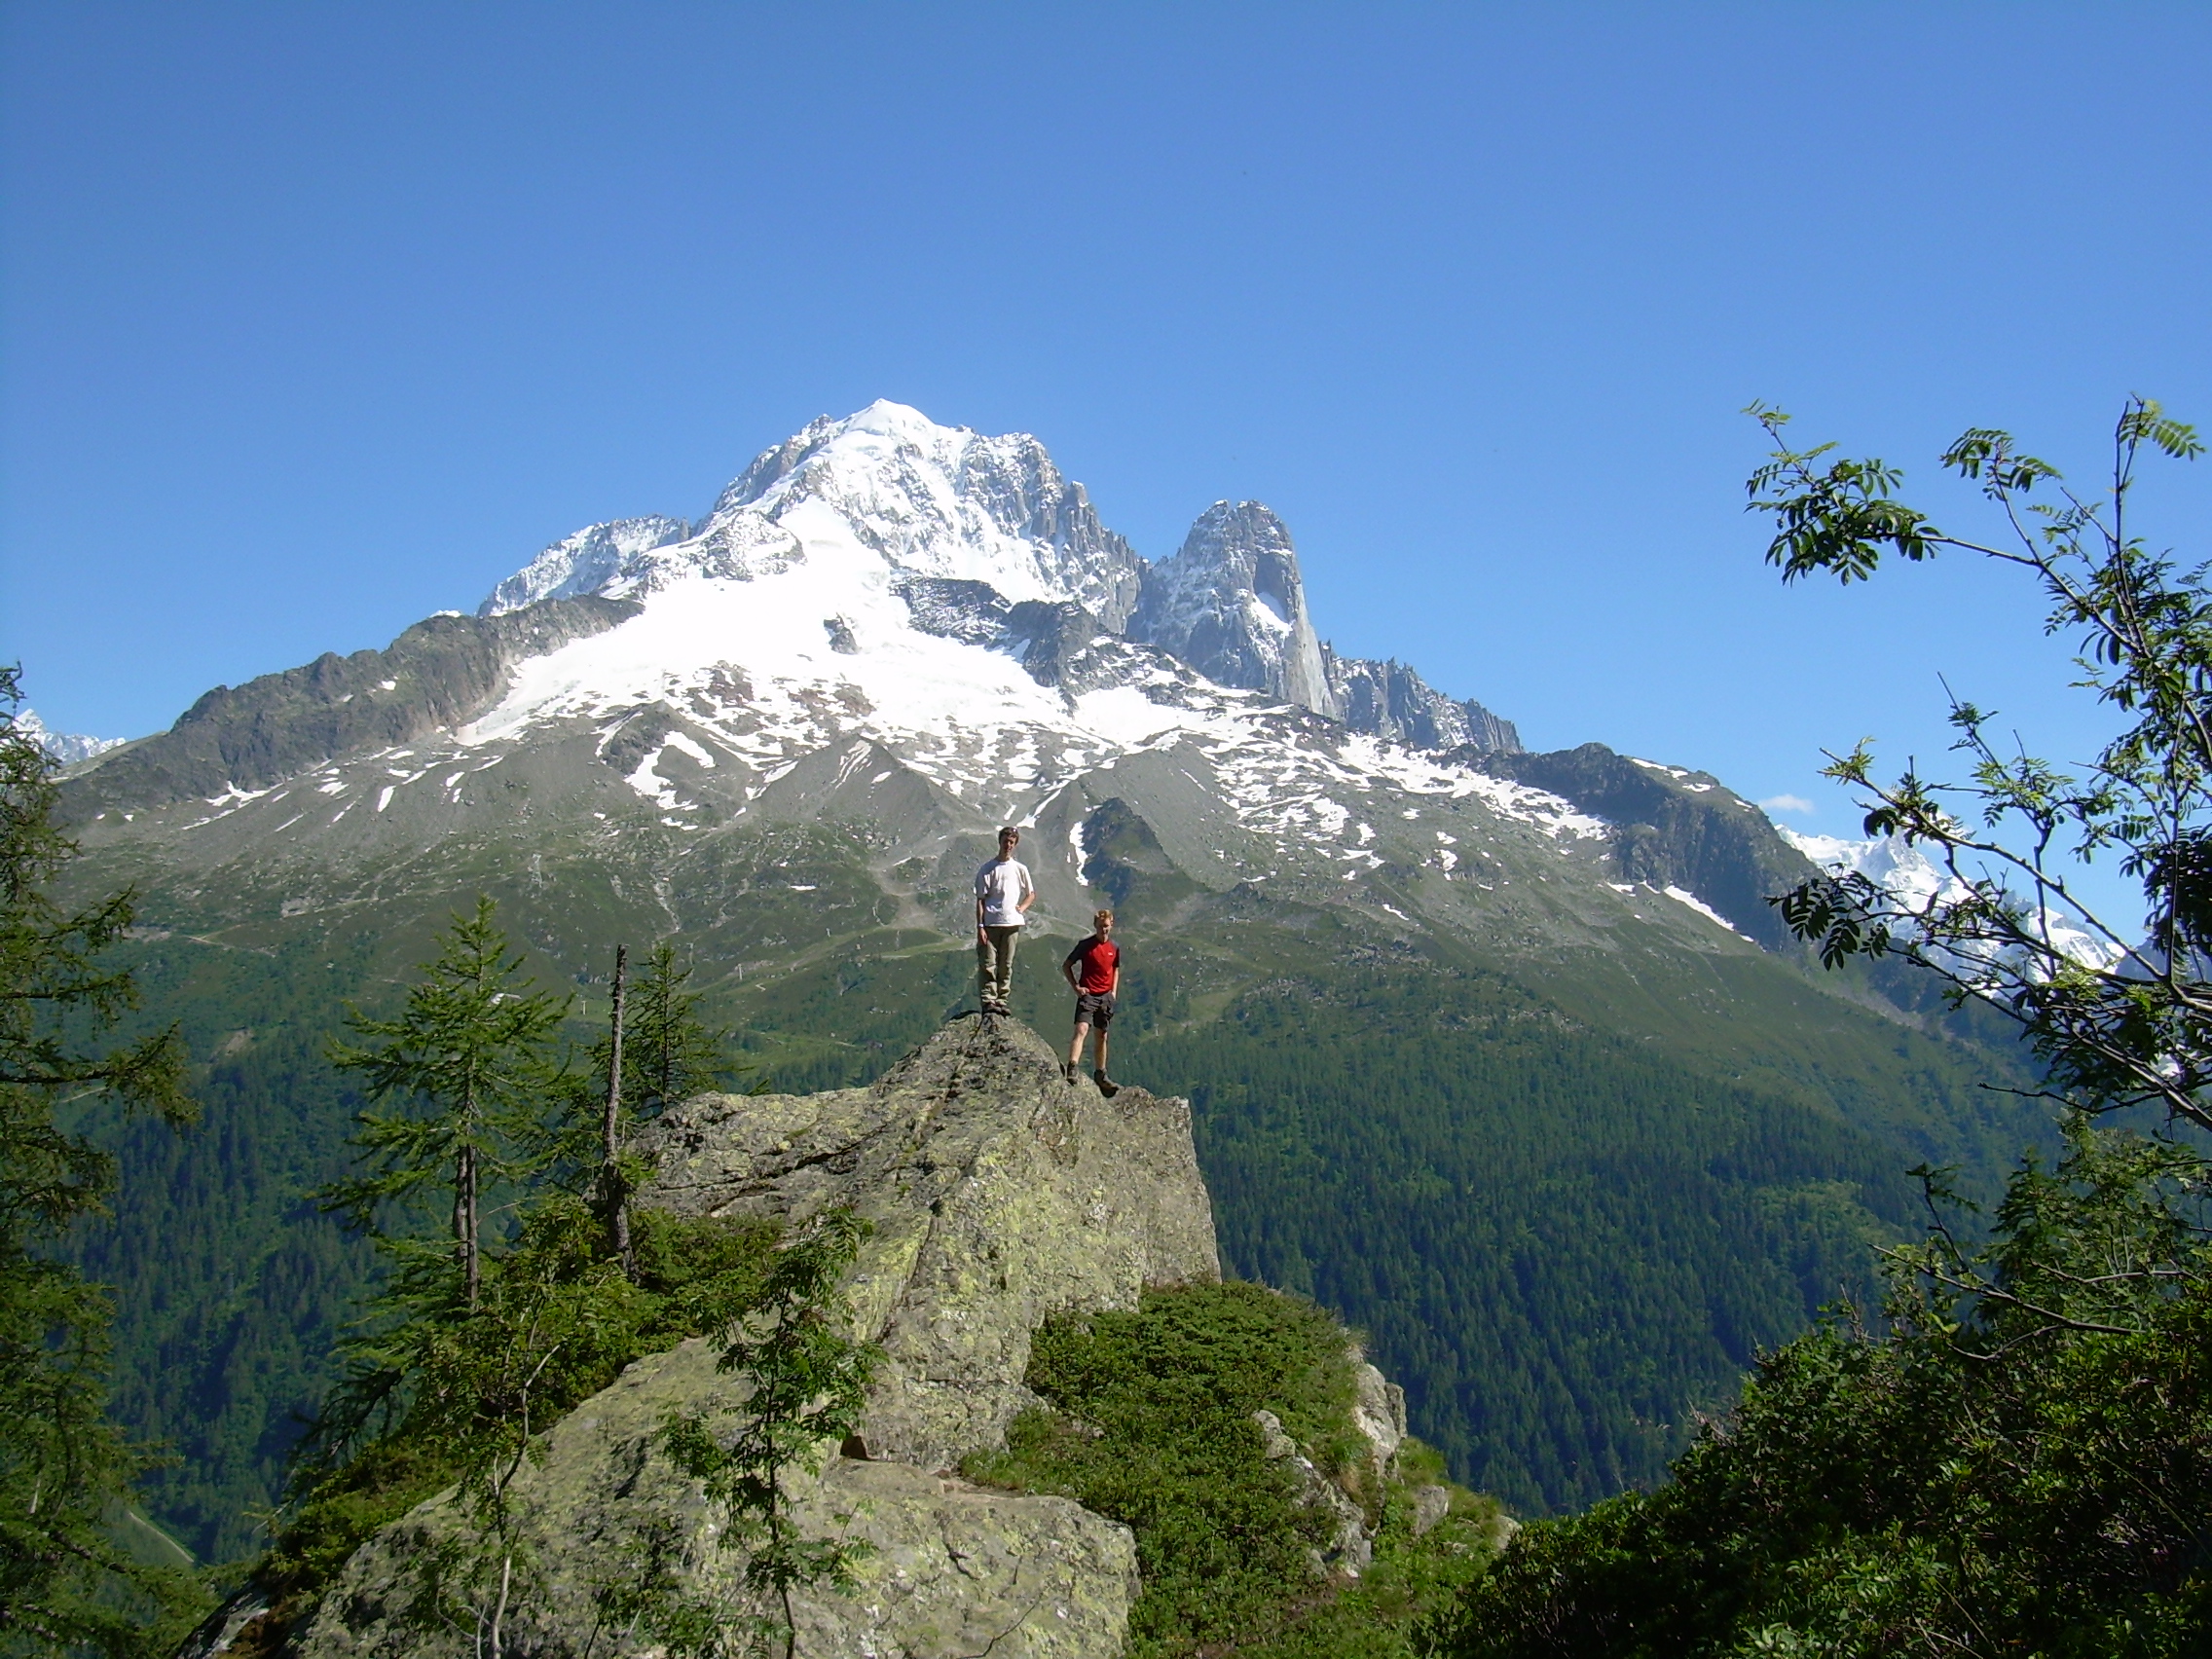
1074, 991, 1116, 1027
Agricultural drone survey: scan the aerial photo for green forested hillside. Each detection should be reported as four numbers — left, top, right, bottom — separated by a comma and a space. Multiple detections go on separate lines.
1149, 963, 1998, 1513
68, 864, 2037, 1560
66, 936, 377, 1564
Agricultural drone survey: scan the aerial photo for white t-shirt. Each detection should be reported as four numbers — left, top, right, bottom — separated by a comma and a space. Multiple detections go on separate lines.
975, 857, 1036, 928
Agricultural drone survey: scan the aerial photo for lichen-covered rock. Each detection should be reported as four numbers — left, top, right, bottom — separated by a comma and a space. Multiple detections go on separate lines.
1409, 1485, 1454, 1538
293, 1337, 1138, 1659
283, 1015, 1214, 1659
1251, 1408, 1378, 1576
637, 1013, 1221, 1469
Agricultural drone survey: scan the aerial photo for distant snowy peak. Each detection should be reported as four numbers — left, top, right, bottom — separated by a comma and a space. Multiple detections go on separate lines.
483, 400, 1144, 629
1127, 501, 1338, 719
1779, 827, 2125, 970
1780, 828, 1958, 907
17, 709, 124, 765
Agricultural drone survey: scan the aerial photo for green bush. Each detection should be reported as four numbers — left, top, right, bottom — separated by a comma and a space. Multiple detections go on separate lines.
964, 1281, 1506, 1656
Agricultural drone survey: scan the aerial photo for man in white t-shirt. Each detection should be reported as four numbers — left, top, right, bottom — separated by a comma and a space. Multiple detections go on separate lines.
974, 826, 1037, 1014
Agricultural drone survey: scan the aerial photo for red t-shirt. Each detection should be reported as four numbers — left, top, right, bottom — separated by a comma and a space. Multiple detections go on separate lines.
1067, 936, 1120, 994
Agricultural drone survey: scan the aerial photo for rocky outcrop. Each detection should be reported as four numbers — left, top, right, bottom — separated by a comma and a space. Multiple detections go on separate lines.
1250, 1354, 1410, 1579
889, 578, 1215, 703
281, 1015, 1217, 1659
1325, 652, 1522, 755
292, 1339, 1140, 1659
1477, 743, 1814, 949
638, 1014, 1221, 1468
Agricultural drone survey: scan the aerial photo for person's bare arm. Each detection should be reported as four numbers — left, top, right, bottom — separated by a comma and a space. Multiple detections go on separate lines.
1018, 869, 1037, 915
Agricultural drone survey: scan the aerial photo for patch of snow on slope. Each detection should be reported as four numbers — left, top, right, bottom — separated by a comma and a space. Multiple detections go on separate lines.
1660, 885, 1754, 941
1072, 686, 1190, 746
625, 745, 686, 809
661, 731, 717, 769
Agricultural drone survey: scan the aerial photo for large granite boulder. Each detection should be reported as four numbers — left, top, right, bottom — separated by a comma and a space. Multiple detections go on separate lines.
282, 1014, 1219, 1659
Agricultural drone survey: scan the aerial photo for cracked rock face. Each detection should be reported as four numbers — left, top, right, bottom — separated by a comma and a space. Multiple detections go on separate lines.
638, 1013, 1222, 1469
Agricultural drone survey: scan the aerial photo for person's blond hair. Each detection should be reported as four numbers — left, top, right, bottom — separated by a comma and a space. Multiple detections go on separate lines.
1093, 908, 1115, 927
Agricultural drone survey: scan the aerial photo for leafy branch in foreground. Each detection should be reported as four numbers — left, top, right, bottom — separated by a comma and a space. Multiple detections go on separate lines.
655, 1208, 880, 1659
0, 666, 203, 1657
1747, 397, 2212, 1137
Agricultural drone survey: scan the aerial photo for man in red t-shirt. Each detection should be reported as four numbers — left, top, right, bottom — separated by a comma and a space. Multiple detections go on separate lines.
1061, 909, 1122, 1095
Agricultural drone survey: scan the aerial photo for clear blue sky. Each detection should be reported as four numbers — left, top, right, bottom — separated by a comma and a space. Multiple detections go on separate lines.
5, 2, 2208, 857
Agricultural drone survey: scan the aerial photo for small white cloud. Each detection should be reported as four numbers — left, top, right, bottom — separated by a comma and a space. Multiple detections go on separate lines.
1759, 793, 1816, 815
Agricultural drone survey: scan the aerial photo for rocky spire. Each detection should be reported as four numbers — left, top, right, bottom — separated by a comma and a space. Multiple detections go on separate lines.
1127, 501, 1339, 719
1325, 652, 1522, 755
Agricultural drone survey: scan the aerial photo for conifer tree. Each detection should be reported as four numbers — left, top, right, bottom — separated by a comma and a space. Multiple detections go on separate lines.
324, 898, 568, 1307
626, 941, 738, 1116
553, 940, 744, 1277
0, 668, 202, 1655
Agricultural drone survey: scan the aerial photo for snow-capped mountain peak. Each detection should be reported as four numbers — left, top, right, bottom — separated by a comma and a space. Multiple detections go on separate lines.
485, 401, 1144, 629
1779, 826, 2125, 969
481, 517, 693, 614
1779, 828, 1956, 907
458, 403, 1521, 844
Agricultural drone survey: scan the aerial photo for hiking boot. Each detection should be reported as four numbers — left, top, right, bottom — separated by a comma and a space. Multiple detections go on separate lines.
1093, 1071, 1119, 1098
1062, 1061, 1079, 1085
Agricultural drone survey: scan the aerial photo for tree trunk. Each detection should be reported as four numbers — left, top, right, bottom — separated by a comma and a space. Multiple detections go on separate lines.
459, 1070, 480, 1307
459, 1140, 479, 1306
600, 944, 633, 1276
